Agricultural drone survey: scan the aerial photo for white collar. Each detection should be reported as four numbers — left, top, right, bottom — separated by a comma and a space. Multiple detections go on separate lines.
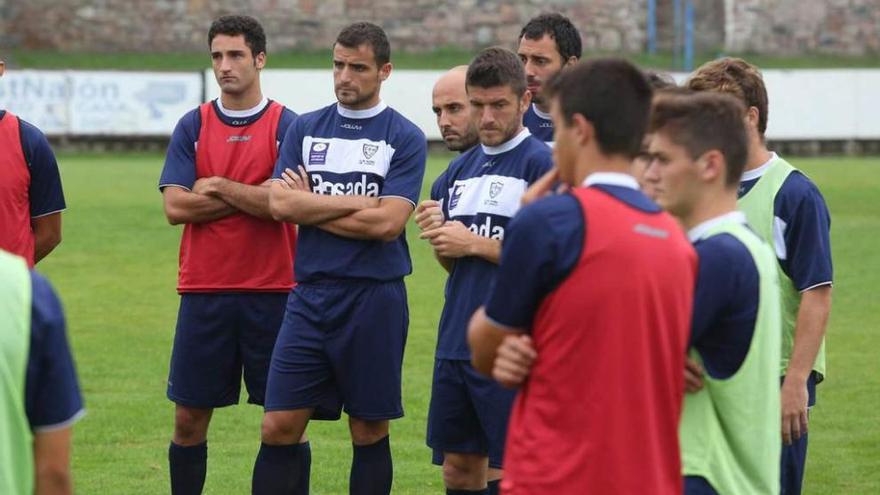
532, 103, 552, 120
582, 172, 640, 189
741, 152, 779, 182
687, 211, 748, 242
481, 128, 531, 156
216, 96, 269, 118
337, 100, 388, 119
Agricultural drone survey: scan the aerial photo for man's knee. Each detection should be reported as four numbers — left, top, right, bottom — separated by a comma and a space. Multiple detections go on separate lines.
173, 406, 213, 445
348, 417, 389, 446
442, 452, 488, 490
261, 410, 311, 445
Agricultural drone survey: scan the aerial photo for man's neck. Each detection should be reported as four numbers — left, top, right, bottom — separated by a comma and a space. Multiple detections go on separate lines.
573, 152, 633, 185
534, 101, 551, 115
221, 87, 263, 111
341, 95, 381, 112
680, 190, 738, 231
745, 135, 773, 171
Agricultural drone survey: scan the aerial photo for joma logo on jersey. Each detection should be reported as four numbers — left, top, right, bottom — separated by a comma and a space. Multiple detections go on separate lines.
341, 123, 363, 131
468, 216, 505, 240
227, 135, 252, 143
540, 122, 553, 128
311, 173, 380, 197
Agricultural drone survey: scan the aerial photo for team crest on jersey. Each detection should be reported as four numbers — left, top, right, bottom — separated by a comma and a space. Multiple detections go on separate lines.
449, 184, 466, 210
489, 181, 504, 199
363, 144, 379, 159
309, 141, 329, 165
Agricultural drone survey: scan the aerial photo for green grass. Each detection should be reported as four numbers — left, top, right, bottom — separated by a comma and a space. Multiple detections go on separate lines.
36, 153, 879, 493
9, 48, 880, 71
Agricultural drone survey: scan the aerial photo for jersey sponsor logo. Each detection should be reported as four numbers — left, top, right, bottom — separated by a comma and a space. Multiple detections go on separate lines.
633, 223, 670, 239
226, 135, 252, 143
311, 173, 380, 197
341, 123, 363, 131
468, 215, 506, 240
309, 141, 330, 165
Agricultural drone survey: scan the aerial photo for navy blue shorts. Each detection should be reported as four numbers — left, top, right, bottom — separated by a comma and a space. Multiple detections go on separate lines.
427, 359, 517, 469
264, 279, 409, 421
684, 476, 718, 494
780, 371, 818, 495
167, 292, 288, 408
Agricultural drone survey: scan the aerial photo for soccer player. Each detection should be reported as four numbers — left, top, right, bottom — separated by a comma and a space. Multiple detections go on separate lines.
158, 15, 298, 495
644, 91, 782, 494
0, 249, 84, 495
468, 59, 696, 494
430, 65, 480, 153
686, 58, 833, 495
516, 13, 581, 145
417, 49, 552, 495
0, 58, 65, 267
251, 22, 427, 494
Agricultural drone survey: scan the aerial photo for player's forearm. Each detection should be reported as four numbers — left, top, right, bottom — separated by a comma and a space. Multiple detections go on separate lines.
468, 307, 507, 377
164, 193, 236, 225
786, 285, 832, 382
32, 214, 62, 264
34, 428, 73, 495
212, 180, 273, 220
268, 184, 376, 225
318, 207, 405, 242
469, 236, 501, 264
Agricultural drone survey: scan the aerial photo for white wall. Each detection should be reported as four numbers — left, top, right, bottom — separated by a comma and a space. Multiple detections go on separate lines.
3, 68, 879, 141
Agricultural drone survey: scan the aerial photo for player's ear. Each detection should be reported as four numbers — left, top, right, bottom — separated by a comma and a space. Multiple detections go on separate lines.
378, 62, 392, 81
698, 149, 724, 183
565, 56, 578, 67
254, 51, 267, 70
572, 113, 594, 147
745, 106, 760, 131
520, 89, 532, 113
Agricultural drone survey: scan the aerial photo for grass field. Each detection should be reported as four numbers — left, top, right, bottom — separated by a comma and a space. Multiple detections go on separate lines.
36, 152, 880, 494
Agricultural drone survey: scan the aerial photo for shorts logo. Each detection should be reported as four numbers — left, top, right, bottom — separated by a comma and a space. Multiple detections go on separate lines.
309, 142, 329, 165
363, 144, 379, 159
489, 181, 504, 199
449, 184, 465, 210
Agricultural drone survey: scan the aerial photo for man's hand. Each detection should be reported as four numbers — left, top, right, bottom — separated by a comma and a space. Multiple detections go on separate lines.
493, 334, 537, 388
781, 375, 809, 445
279, 166, 312, 192
420, 220, 475, 258
521, 168, 567, 206
414, 200, 444, 232
192, 176, 225, 196
684, 356, 705, 393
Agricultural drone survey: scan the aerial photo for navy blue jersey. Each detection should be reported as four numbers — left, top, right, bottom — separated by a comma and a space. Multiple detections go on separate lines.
688, 213, 760, 379
159, 98, 297, 190
485, 174, 658, 329
738, 155, 833, 291
273, 101, 427, 283
25, 271, 84, 431
431, 130, 552, 359
0, 111, 66, 217
522, 104, 554, 145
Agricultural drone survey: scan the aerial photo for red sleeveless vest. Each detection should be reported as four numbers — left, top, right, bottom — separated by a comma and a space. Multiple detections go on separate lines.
502, 186, 696, 494
177, 102, 296, 292
0, 112, 35, 266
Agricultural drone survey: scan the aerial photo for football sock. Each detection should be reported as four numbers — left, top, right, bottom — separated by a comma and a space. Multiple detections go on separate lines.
252, 442, 308, 494
350, 435, 392, 495
169, 441, 207, 495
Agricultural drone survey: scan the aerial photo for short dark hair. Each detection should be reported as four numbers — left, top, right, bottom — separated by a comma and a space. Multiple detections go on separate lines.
686, 57, 769, 137
466, 47, 527, 97
649, 91, 748, 187
208, 15, 267, 56
545, 58, 652, 158
519, 13, 582, 61
336, 22, 391, 66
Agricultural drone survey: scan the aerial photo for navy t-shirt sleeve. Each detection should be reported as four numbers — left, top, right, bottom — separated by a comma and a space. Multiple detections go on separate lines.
272, 116, 305, 180
159, 109, 200, 191
380, 122, 427, 206
276, 107, 298, 145
430, 169, 449, 204
25, 271, 85, 432
775, 172, 833, 291
484, 194, 584, 330
20, 119, 66, 217
691, 234, 759, 379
